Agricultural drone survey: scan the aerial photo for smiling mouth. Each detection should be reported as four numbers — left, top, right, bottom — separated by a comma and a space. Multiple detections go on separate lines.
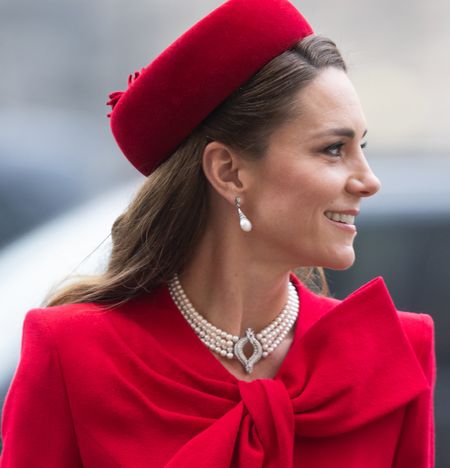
324, 211, 355, 225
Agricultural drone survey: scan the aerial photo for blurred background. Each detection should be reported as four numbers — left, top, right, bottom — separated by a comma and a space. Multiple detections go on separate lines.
0, 0, 449, 464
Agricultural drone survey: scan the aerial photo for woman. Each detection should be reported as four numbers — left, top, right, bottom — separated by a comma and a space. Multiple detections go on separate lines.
0, 0, 436, 466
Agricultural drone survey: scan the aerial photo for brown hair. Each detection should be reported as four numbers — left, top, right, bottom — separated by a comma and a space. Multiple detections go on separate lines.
44, 35, 347, 308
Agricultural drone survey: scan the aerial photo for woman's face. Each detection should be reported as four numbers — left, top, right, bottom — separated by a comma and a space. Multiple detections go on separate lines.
243, 67, 381, 270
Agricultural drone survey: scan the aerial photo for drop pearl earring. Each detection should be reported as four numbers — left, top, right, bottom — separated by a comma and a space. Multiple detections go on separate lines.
235, 197, 252, 232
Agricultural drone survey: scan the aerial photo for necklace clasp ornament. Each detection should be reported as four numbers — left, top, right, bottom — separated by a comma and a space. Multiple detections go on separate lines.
234, 328, 263, 374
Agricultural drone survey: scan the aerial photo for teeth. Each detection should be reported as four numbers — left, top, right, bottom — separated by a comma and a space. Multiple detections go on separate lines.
325, 211, 355, 225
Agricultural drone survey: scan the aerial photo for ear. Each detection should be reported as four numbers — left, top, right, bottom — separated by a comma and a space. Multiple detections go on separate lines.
202, 141, 249, 204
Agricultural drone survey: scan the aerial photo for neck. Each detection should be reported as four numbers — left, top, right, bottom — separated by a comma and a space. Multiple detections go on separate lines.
178, 223, 293, 337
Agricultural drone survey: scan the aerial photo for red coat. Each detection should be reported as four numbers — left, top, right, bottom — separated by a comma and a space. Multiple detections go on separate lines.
0, 274, 436, 467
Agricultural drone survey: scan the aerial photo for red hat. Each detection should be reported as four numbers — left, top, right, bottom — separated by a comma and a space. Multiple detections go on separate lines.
107, 0, 314, 176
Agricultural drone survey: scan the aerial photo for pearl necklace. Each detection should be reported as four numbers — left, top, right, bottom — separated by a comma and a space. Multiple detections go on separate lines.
167, 274, 299, 374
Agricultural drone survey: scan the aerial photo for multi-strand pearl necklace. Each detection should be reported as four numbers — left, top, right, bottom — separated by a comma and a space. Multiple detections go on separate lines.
167, 274, 299, 373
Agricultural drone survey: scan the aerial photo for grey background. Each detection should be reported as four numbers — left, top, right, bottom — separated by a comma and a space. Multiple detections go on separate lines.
1, 0, 449, 464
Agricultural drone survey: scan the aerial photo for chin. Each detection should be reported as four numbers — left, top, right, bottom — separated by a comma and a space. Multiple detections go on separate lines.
322, 251, 356, 270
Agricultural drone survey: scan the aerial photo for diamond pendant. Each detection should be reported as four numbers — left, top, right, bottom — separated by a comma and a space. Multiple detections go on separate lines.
234, 328, 263, 374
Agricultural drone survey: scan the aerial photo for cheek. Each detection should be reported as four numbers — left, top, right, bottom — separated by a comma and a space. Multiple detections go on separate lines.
247, 154, 346, 226
252, 170, 325, 225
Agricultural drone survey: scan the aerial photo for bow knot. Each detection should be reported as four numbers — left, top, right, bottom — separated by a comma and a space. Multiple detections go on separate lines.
237, 379, 294, 467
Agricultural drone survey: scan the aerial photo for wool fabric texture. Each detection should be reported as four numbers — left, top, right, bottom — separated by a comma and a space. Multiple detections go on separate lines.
0, 274, 436, 467
107, 0, 314, 175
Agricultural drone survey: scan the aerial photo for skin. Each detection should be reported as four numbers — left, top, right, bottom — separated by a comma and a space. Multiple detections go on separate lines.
179, 67, 381, 381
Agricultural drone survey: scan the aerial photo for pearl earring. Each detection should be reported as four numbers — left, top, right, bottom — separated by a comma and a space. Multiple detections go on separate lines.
235, 197, 252, 232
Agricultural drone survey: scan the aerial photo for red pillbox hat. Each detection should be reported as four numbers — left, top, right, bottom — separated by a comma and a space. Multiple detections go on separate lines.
107, 0, 314, 176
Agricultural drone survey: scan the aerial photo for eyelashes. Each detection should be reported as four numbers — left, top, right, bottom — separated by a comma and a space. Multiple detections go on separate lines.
324, 141, 368, 157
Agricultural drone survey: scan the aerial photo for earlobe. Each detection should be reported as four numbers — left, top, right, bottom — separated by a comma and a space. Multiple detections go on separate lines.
202, 141, 245, 202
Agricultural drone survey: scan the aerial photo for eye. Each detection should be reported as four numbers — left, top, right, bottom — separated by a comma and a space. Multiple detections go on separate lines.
324, 142, 344, 157
324, 141, 368, 158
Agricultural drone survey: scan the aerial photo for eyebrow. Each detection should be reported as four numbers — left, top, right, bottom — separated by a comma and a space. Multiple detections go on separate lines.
313, 128, 368, 139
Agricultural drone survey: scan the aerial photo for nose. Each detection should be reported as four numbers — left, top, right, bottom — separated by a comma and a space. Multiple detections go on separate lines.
346, 158, 381, 197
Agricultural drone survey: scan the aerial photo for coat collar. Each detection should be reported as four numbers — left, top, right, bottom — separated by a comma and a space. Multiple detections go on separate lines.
147, 273, 429, 435
121, 274, 431, 466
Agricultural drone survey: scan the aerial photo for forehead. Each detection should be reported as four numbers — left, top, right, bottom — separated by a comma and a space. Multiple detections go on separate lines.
279, 68, 367, 142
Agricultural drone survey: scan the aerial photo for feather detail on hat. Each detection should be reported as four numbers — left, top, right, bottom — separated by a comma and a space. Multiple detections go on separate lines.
106, 68, 145, 118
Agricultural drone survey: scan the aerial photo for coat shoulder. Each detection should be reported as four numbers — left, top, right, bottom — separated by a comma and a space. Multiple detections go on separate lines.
22, 301, 117, 347
24, 301, 109, 325
396, 310, 435, 366
22, 290, 162, 346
